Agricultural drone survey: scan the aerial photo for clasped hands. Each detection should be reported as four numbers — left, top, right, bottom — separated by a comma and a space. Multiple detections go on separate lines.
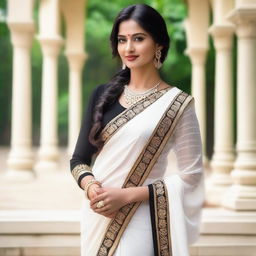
88, 183, 130, 219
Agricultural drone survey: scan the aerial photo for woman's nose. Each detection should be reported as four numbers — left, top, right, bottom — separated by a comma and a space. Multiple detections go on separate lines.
125, 39, 135, 52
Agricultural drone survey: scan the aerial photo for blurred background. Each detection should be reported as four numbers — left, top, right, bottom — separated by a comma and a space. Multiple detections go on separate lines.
0, 0, 216, 154
1, 0, 256, 255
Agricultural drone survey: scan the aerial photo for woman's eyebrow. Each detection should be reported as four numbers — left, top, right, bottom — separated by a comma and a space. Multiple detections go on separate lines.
117, 32, 147, 37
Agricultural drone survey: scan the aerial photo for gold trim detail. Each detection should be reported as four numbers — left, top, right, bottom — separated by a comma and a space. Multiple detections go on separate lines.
97, 91, 193, 256
100, 87, 172, 144
152, 180, 172, 256
71, 164, 92, 183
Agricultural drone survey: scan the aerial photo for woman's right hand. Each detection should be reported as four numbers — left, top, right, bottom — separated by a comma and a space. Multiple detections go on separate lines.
88, 185, 118, 219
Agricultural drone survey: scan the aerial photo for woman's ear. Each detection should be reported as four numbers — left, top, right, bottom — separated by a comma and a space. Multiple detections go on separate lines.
156, 44, 163, 51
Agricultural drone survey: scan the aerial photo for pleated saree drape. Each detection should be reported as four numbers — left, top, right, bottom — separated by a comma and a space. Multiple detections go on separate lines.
80, 86, 204, 256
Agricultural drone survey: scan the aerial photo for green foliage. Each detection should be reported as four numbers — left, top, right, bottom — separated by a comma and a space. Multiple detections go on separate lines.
153, 0, 191, 92
0, 0, 12, 144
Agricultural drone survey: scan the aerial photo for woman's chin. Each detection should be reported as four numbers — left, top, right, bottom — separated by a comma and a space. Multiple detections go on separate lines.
127, 62, 149, 69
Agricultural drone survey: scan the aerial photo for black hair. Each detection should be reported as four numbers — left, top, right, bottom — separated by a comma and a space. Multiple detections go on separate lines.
89, 4, 170, 149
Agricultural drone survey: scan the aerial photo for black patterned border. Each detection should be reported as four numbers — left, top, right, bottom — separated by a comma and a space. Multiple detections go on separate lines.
100, 87, 172, 144
71, 164, 93, 189
149, 180, 172, 256
97, 91, 192, 256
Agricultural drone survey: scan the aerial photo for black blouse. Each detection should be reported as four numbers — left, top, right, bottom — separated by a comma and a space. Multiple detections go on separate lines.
70, 84, 126, 173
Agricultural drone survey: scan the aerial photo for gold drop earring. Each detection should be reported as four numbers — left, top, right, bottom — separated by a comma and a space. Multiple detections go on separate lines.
154, 49, 162, 69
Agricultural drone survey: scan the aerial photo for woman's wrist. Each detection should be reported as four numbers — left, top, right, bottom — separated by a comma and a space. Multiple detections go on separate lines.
87, 183, 102, 200
80, 175, 94, 190
84, 179, 102, 199
124, 186, 149, 204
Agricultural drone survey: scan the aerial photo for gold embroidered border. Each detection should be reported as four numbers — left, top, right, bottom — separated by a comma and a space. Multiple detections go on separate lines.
152, 180, 172, 256
97, 91, 193, 256
100, 87, 172, 144
71, 164, 92, 183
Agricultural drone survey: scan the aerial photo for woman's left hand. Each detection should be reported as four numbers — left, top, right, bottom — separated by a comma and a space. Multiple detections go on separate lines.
90, 187, 130, 216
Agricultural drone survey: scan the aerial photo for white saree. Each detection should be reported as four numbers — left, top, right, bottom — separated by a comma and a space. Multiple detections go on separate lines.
80, 86, 205, 256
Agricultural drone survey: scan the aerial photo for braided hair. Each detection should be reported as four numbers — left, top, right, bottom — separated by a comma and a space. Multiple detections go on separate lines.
89, 4, 170, 149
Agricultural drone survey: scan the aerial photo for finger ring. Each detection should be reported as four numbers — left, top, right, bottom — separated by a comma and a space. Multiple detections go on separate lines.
96, 200, 105, 209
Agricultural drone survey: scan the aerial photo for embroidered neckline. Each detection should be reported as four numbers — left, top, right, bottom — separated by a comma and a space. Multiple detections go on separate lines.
100, 86, 175, 144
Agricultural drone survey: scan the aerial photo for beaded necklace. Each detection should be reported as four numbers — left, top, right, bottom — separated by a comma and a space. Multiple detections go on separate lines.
124, 81, 161, 106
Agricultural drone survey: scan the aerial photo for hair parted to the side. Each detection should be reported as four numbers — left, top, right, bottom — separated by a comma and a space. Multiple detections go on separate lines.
89, 4, 170, 150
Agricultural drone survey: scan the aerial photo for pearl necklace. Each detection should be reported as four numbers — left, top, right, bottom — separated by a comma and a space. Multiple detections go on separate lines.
124, 81, 161, 106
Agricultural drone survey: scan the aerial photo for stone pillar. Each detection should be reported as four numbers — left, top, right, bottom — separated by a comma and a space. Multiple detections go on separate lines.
207, 23, 235, 205
184, 0, 209, 166
6, 22, 35, 179
186, 48, 208, 165
35, 36, 63, 171
66, 52, 86, 155
60, 0, 87, 156
222, 7, 256, 210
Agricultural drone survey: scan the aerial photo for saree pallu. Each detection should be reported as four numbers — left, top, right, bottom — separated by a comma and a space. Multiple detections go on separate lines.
80, 87, 205, 256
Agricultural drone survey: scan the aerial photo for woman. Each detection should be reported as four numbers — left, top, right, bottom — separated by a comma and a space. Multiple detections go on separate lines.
70, 4, 204, 256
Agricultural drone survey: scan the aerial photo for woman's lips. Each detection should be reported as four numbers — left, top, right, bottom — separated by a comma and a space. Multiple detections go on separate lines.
125, 55, 138, 61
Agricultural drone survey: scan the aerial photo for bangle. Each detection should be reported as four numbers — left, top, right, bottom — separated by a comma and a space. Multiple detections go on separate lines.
84, 179, 101, 199
71, 164, 93, 184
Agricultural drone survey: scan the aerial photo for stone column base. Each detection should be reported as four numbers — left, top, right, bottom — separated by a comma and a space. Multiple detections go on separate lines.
222, 184, 256, 210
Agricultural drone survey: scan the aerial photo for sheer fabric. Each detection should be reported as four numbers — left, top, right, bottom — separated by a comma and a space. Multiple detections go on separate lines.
79, 87, 204, 255
115, 99, 204, 256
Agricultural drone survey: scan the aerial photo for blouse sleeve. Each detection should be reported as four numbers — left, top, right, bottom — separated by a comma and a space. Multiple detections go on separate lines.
69, 84, 105, 189
148, 99, 205, 256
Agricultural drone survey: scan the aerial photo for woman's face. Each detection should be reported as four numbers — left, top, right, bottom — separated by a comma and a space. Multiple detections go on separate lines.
117, 19, 161, 69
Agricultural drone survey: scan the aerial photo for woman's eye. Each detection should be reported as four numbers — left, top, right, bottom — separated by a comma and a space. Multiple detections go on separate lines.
134, 36, 144, 42
118, 38, 126, 43
117, 37, 144, 44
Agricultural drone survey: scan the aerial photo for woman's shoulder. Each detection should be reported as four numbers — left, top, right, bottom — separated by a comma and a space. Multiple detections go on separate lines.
159, 82, 180, 93
162, 83, 194, 111
164, 83, 193, 99
158, 82, 173, 91
92, 83, 108, 96
89, 83, 109, 102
